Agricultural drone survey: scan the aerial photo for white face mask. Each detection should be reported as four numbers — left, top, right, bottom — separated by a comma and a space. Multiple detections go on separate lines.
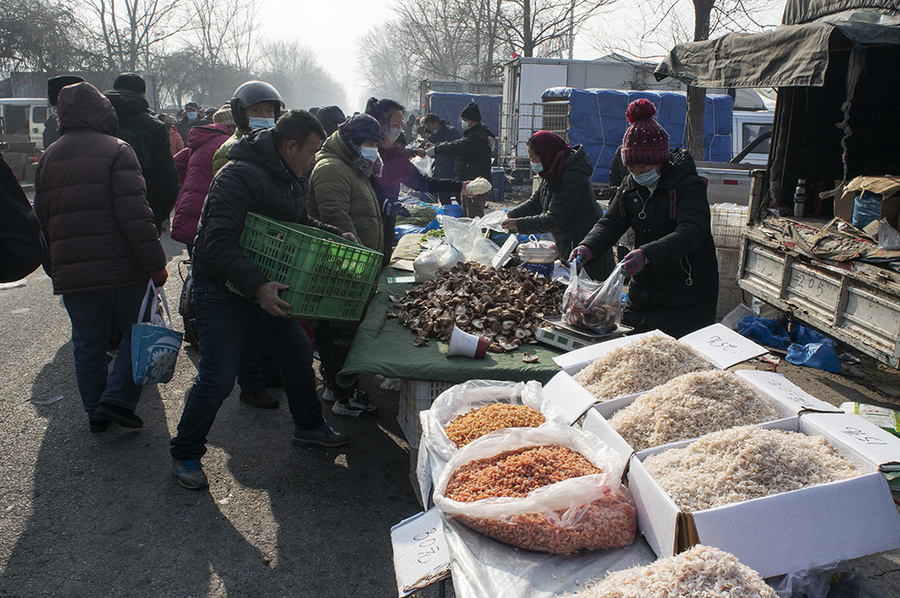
384, 127, 402, 143
360, 146, 380, 163
186, 111, 198, 120
460, 120, 470, 130
248, 117, 276, 130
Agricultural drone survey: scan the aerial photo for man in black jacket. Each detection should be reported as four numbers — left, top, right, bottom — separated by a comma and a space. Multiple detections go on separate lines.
427, 101, 494, 217
0, 154, 44, 282
419, 113, 461, 205
105, 73, 180, 230
170, 110, 353, 490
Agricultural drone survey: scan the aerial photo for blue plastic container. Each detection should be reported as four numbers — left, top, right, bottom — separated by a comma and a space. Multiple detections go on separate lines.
440, 204, 463, 218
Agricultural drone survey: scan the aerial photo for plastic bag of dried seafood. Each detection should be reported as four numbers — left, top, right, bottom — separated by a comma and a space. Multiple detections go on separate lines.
423, 380, 566, 460
562, 261, 626, 334
433, 424, 636, 554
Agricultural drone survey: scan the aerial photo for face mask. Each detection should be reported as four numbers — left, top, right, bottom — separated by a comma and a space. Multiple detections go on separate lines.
632, 168, 660, 187
460, 120, 470, 130
186, 111, 198, 120
360, 146, 380, 163
248, 117, 276, 130
531, 161, 544, 174
384, 127, 402, 143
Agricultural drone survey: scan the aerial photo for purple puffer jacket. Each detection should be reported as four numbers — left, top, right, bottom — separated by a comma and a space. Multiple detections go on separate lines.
171, 123, 232, 244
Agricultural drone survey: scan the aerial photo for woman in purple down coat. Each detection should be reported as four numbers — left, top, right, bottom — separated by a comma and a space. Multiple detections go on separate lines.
171, 108, 235, 255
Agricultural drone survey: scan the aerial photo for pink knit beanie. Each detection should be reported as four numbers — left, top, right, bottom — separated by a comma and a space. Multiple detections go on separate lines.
621, 99, 670, 166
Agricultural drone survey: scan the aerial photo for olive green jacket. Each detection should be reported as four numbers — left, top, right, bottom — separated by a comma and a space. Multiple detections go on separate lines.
211, 127, 248, 175
309, 132, 384, 255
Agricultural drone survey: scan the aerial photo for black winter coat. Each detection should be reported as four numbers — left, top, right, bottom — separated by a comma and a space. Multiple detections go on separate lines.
192, 128, 344, 299
427, 122, 461, 178
105, 89, 180, 226
580, 149, 718, 337
0, 154, 45, 282
507, 145, 614, 280
433, 122, 494, 181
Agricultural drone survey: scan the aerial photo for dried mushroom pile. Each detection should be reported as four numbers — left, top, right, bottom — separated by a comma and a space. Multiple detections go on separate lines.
389, 261, 562, 352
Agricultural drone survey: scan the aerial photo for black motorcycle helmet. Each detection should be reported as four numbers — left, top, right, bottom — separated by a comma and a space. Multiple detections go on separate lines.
230, 80, 284, 130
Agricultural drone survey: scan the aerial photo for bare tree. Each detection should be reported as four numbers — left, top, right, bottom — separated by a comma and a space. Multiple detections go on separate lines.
257, 39, 347, 110
498, 0, 610, 58
356, 25, 419, 108
83, 0, 189, 73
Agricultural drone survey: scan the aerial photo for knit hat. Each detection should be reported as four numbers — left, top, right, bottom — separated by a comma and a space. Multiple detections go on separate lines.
529, 130, 571, 179
113, 72, 146, 94
460, 101, 481, 122
339, 113, 382, 145
185, 101, 200, 110
212, 105, 234, 126
621, 99, 670, 166
47, 75, 84, 106
316, 105, 347, 137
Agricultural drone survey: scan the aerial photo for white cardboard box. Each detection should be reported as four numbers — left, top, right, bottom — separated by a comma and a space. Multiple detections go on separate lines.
628, 412, 900, 579
545, 324, 767, 425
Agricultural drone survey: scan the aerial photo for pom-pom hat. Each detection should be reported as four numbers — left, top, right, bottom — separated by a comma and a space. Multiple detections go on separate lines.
621, 99, 670, 166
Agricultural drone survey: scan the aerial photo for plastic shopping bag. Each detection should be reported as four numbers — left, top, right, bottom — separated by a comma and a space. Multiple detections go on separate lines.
561, 261, 625, 334
432, 424, 636, 554
132, 280, 183, 385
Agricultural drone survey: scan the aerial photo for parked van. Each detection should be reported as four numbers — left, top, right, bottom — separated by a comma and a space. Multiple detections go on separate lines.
0, 98, 49, 149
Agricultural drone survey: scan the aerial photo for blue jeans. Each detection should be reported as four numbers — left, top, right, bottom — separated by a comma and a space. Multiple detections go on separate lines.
62, 281, 149, 419
170, 281, 324, 460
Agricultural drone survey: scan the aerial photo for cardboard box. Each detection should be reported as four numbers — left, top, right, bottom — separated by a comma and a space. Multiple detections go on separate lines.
628, 413, 900, 578
544, 324, 767, 425
835, 175, 900, 231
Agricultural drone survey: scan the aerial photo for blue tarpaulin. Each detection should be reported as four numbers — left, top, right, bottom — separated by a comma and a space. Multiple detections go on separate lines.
425, 92, 502, 141
541, 88, 733, 183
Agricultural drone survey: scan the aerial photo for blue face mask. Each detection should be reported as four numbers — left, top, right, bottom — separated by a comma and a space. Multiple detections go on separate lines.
531, 161, 544, 174
186, 111, 198, 120
632, 168, 660, 187
248, 117, 276, 130
360, 146, 380, 163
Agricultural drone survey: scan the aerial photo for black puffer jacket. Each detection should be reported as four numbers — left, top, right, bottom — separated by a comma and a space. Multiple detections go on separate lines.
432, 122, 494, 180
105, 89, 180, 226
580, 149, 718, 337
0, 154, 45, 282
192, 128, 344, 298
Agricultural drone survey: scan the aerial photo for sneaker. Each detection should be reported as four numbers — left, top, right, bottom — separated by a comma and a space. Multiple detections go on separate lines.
346, 390, 377, 414
95, 402, 143, 428
291, 423, 349, 447
331, 395, 378, 418
321, 387, 336, 402
239, 389, 279, 409
171, 457, 208, 490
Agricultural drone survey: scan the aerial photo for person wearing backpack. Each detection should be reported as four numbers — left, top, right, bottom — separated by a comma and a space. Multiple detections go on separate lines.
569, 99, 718, 338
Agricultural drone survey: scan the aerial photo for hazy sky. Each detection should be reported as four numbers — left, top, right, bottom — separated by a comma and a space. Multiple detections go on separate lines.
255, 0, 785, 111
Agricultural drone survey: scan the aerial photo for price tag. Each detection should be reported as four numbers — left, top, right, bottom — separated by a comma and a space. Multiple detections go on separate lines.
390, 508, 451, 596
679, 323, 766, 369
737, 371, 840, 414
387, 276, 416, 284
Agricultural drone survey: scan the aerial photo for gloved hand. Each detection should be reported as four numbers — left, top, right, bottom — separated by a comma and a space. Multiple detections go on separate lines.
621, 248, 648, 276
380, 199, 410, 218
151, 269, 168, 285
568, 245, 594, 265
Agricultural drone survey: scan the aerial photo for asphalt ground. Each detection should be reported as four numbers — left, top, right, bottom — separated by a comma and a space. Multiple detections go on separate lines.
1, 227, 899, 597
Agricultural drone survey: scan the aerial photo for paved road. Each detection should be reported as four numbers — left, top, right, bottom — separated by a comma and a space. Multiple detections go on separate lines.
1, 230, 899, 597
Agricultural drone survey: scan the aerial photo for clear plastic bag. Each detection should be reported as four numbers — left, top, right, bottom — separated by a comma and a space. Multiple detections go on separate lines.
441, 216, 500, 265
562, 261, 625, 334
433, 424, 636, 554
423, 380, 551, 461
466, 176, 492, 196
413, 243, 463, 282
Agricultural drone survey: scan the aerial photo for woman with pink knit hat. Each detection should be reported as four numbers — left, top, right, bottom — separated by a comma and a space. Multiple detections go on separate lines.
569, 98, 719, 337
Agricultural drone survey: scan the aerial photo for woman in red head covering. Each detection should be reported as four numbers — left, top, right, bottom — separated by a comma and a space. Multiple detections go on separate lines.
569, 99, 719, 337
501, 130, 615, 281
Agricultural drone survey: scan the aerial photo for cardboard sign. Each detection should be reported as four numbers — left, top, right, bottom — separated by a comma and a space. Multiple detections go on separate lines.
391, 508, 451, 597
736, 370, 841, 414
679, 323, 767, 369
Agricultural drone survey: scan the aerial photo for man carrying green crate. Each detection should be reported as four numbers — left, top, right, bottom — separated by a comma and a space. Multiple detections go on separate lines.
170, 109, 357, 490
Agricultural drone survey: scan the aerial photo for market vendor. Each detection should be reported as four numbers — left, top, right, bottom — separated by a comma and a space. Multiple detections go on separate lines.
569, 99, 719, 338
501, 130, 615, 282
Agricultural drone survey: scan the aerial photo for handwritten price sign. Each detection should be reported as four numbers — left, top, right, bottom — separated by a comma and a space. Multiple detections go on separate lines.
391, 508, 450, 596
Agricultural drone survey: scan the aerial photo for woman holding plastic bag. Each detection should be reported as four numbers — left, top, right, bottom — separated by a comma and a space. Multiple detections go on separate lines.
569, 100, 718, 338
501, 131, 614, 281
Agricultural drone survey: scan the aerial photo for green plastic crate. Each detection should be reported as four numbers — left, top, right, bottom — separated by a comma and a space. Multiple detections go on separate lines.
238, 213, 382, 321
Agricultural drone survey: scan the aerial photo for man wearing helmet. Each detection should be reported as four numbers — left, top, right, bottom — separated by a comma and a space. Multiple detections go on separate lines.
212, 80, 285, 174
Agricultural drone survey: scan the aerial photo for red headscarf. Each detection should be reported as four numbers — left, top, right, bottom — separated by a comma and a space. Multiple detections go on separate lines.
529, 130, 571, 179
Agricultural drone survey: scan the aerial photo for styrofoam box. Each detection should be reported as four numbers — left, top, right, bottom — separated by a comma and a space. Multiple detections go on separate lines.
398, 379, 454, 448
544, 324, 768, 425
627, 412, 900, 579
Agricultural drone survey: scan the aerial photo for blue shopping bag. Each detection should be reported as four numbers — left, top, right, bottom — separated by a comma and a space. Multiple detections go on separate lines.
132, 280, 183, 385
